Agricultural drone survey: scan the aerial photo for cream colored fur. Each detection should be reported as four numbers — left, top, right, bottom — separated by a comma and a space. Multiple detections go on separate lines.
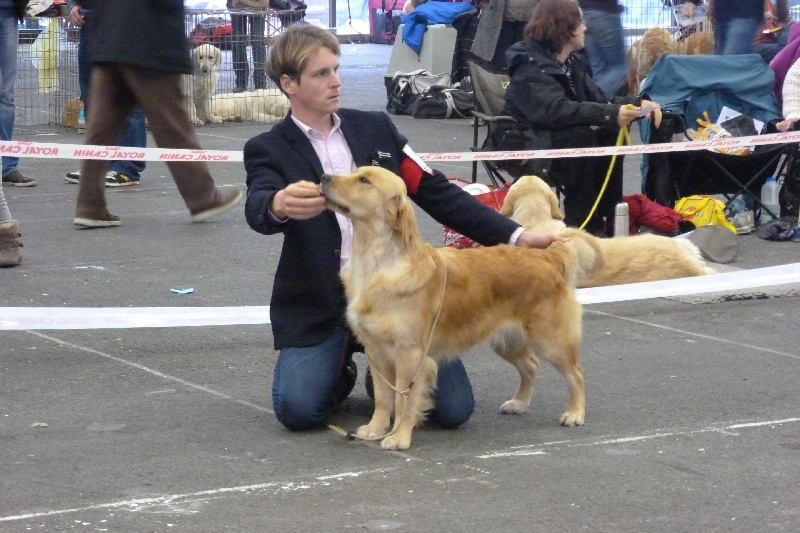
182, 44, 223, 125
499, 175, 716, 288
211, 88, 290, 123
321, 167, 604, 450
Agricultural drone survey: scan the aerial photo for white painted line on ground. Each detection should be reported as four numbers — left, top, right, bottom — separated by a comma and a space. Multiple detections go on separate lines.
586, 310, 800, 361
0, 469, 395, 522
23, 331, 274, 415
477, 417, 800, 459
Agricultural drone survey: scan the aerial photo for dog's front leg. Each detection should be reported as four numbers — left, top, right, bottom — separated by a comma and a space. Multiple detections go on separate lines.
356, 351, 393, 441
381, 353, 437, 451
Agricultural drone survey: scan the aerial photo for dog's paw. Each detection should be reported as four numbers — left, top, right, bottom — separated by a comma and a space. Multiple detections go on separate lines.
356, 424, 387, 440
209, 115, 223, 124
559, 410, 585, 427
381, 434, 411, 451
500, 399, 528, 414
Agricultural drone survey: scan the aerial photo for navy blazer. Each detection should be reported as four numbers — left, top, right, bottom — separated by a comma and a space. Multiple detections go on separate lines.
244, 108, 520, 349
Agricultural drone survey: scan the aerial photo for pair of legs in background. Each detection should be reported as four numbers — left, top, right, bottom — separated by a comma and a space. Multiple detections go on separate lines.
73, 11, 146, 186
0, 15, 35, 188
272, 327, 475, 431
75, 62, 241, 226
583, 7, 627, 99
230, 13, 266, 92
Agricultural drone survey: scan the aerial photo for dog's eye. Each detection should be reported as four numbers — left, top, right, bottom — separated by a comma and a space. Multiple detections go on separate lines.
358, 176, 370, 184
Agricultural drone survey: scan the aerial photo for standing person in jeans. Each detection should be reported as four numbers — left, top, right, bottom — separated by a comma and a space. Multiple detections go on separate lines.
73, 0, 242, 228
578, 0, 626, 99
227, 0, 267, 92
0, 0, 26, 265
65, 0, 146, 187
243, 25, 566, 432
683, 0, 765, 55
0, 0, 36, 187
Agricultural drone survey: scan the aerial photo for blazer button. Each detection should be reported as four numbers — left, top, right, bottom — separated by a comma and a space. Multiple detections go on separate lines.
333, 249, 341, 257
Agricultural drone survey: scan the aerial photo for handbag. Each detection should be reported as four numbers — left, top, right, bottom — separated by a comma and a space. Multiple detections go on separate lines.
232, 0, 269, 9
674, 195, 737, 234
443, 179, 509, 248
412, 85, 474, 119
385, 70, 453, 115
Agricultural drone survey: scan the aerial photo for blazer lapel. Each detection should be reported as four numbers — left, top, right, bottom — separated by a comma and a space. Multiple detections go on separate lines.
339, 114, 372, 168
281, 115, 326, 181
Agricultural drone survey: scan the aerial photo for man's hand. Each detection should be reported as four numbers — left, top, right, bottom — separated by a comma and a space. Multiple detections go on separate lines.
515, 230, 569, 249
69, 6, 86, 27
270, 181, 327, 220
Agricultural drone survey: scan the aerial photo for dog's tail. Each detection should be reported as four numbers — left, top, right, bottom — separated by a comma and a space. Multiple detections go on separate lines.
555, 228, 606, 286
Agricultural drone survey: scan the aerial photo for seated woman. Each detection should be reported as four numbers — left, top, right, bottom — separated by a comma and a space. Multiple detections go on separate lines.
496, 0, 660, 235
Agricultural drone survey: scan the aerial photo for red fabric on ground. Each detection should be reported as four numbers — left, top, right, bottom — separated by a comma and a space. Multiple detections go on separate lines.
623, 194, 683, 234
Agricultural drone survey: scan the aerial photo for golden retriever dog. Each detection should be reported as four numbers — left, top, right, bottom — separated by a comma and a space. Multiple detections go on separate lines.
182, 44, 223, 126
211, 88, 290, 123
627, 28, 714, 95
320, 167, 605, 450
499, 175, 716, 288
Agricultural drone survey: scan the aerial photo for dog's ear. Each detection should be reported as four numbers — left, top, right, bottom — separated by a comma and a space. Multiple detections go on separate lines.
213, 48, 223, 67
549, 189, 565, 220
498, 189, 514, 217
387, 194, 417, 245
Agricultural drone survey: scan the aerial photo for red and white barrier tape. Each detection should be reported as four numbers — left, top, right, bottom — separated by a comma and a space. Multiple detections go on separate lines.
4, 130, 800, 163
2, 264, 798, 330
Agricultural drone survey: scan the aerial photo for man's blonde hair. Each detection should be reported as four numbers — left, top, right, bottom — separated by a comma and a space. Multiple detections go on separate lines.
266, 25, 341, 92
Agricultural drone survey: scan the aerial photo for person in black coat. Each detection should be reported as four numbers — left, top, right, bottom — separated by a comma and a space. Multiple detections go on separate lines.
244, 25, 566, 432
498, 0, 660, 234
73, 0, 242, 228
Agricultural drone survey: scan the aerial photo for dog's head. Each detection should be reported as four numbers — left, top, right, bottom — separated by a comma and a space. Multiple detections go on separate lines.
192, 44, 223, 74
499, 175, 566, 232
320, 166, 419, 244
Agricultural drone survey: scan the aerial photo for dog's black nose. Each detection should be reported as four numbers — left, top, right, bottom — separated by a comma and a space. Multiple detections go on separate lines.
320, 174, 332, 184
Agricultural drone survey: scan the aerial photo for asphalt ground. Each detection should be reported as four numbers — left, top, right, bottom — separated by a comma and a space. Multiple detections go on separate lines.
2, 44, 799, 532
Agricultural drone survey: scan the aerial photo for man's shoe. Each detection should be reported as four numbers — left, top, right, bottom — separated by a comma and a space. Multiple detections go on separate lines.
233, 86, 246, 93
74, 213, 121, 229
2, 170, 37, 187
190, 187, 243, 222
65, 171, 139, 187
105, 171, 138, 187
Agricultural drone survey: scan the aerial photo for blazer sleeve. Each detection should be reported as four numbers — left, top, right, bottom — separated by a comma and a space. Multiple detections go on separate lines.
374, 114, 521, 246
243, 131, 296, 235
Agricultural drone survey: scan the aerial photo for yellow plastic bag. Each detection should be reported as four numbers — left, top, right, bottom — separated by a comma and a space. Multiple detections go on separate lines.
674, 195, 737, 234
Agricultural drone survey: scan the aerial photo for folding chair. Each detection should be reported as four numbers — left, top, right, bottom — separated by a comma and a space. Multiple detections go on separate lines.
468, 61, 567, 195
469, 61, 542, 188
640, 54, 794, 220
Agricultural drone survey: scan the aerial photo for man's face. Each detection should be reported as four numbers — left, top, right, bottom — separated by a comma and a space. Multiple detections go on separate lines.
281, 46, 341, 119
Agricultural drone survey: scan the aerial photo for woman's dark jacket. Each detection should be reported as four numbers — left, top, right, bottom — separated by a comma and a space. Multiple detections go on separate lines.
499, 39, 640, 175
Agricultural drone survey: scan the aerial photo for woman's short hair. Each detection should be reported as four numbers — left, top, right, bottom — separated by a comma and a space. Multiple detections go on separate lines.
524, 0, 583, 53
266, 25, 341, 88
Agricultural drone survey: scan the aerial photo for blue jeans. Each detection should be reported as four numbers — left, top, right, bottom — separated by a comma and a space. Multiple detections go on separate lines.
1, 15, 19, 177
272, 327, 475, 431
583, 8, 627, 99
230, 13, 266, 90
78, 18, 146, 179
715, 17, 761, 56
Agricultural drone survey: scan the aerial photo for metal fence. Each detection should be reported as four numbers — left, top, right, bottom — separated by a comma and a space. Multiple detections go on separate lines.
14, 8, 302, 132
13, 2, 800, 131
